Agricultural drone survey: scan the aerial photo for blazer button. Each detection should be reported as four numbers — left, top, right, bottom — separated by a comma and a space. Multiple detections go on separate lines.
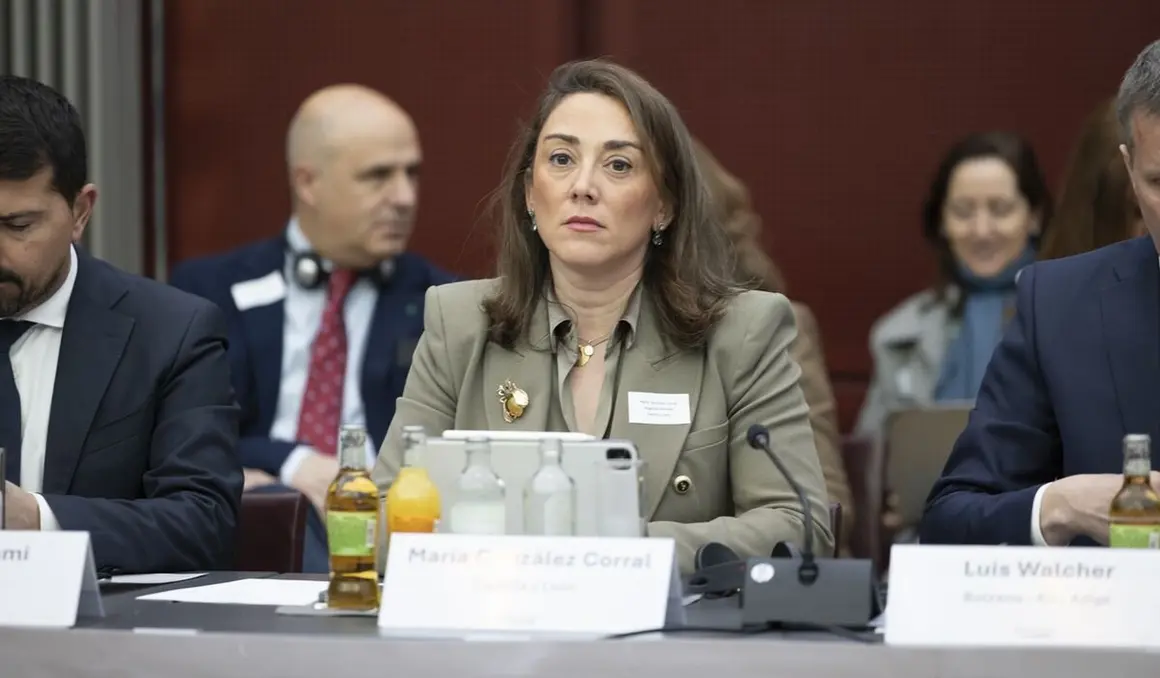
673, 475, 692, 495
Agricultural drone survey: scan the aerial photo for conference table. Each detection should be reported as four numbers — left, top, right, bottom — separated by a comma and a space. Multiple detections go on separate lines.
0, 572, 1154, 677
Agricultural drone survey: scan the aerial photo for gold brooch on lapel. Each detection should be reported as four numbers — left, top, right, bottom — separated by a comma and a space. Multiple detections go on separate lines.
496, 380, 529, 423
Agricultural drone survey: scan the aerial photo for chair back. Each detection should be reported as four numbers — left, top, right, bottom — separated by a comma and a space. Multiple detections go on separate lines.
828, 502, 842, 557
234, 489, 310, 572
841, 434, 894, 575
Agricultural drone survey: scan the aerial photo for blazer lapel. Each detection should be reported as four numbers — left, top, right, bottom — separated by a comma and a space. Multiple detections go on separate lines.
913, 300, 953, 399
361, 294, 396, 444
235, 243, 286, 429
241, 302, 284, 423
879, 293, 953, 403
481, 299, 553, 433
1102, 237, 1160, 441
44, 253, 134, 494
361, 256, 426, 446
608, 295, 704, 518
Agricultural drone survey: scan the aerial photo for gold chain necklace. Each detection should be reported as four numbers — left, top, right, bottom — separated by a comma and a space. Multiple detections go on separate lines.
576, 332, 613, 367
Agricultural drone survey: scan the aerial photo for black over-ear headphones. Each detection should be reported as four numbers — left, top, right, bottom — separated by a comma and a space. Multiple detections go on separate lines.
285, 240, 395, 290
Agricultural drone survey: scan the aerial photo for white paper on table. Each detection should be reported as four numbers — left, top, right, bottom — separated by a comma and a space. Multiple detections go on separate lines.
105, 573, 208, 585
137, 579, 327, 606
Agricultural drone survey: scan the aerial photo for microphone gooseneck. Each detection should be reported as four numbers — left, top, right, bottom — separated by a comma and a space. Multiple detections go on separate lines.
745, 424, 819, 585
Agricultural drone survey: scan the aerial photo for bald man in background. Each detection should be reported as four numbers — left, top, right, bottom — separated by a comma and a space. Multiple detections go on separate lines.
170, 85, 456, 571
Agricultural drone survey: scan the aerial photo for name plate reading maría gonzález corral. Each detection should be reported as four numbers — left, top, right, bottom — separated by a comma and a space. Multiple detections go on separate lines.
377, 533, 682, 638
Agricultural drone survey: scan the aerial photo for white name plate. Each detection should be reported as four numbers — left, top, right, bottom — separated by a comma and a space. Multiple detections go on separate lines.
886, 544, 1160, 648
378, 533, 683, 638
0, 531, 105, 628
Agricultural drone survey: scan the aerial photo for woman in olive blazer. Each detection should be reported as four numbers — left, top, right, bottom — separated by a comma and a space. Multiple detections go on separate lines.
373, 60, 833, 574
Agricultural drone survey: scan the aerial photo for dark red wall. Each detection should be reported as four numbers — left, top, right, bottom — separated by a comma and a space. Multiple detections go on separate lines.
161, 0, 1160, 430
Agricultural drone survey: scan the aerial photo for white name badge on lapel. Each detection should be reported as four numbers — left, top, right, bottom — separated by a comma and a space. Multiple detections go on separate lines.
627, 391, 691, 425
378, 533, 684, 638
0, 531, 106, 628
230, 271, 286, 311
886, 544, 1160, 648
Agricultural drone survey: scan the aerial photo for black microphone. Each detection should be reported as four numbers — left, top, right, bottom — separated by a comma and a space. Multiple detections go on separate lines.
684, 423, 879, 629
674, 423, 880, 630
746, 424, 818, 584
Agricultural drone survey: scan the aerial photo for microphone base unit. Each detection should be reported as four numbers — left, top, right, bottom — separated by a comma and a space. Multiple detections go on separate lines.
739, 555, 876, 629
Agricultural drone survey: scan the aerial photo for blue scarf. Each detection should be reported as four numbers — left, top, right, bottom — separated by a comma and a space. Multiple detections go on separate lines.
934, 247, 1036, 402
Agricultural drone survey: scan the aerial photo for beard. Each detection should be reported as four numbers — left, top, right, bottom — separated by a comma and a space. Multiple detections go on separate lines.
0, 259, 67, 318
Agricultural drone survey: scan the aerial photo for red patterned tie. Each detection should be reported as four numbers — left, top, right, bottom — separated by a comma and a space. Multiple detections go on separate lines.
296, 269, 358, 456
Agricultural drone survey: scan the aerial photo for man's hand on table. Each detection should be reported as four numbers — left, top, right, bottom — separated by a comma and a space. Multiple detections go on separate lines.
3, 481, 41, 530
1039, 471, 1160, 545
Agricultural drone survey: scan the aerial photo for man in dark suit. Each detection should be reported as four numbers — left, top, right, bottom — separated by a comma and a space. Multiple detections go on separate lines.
921, 39, 1160, 547
169, 85, 454, 570
0, 75, 242, 574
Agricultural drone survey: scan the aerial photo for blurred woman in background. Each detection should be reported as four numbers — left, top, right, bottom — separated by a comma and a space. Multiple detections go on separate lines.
692, 138, 854, 554
856, 132, 1053, 438
1040, 97, 1145, 260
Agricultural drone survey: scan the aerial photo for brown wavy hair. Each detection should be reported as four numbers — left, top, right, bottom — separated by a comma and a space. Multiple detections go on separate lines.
483, 60, 740, 350
1040, 98, 1143, 260
691, 137, 787, 294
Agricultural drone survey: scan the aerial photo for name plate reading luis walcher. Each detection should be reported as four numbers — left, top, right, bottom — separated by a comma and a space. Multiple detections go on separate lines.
885, 544, 1160, 648
378, 533, 681, 638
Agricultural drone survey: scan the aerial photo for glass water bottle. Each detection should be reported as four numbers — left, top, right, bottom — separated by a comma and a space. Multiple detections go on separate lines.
523, 438, 575, 535
449, 437, 507, 534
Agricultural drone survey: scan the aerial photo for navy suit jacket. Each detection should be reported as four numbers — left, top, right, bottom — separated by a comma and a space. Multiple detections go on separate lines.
921, 236, 1160, 545
168, 238, 456, 474
46, 249, 242, 574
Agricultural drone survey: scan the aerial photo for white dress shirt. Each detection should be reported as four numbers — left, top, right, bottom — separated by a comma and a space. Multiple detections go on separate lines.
270, 219, 377, 483
1030, 484, 1050, 545
8, 245, 78, 531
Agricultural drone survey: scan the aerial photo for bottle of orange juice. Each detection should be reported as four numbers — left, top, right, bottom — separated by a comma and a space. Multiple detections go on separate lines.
384, 426, 442, 561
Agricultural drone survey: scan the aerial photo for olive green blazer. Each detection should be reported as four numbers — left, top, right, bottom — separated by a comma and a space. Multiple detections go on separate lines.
372, 279, 834, 573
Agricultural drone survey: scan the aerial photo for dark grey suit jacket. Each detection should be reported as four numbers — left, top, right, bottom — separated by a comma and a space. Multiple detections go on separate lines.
40, 249, 242, 574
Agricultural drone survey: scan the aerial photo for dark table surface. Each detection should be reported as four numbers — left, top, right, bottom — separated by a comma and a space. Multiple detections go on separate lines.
85, 571, 878, 642
8, 573, 1159, 678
